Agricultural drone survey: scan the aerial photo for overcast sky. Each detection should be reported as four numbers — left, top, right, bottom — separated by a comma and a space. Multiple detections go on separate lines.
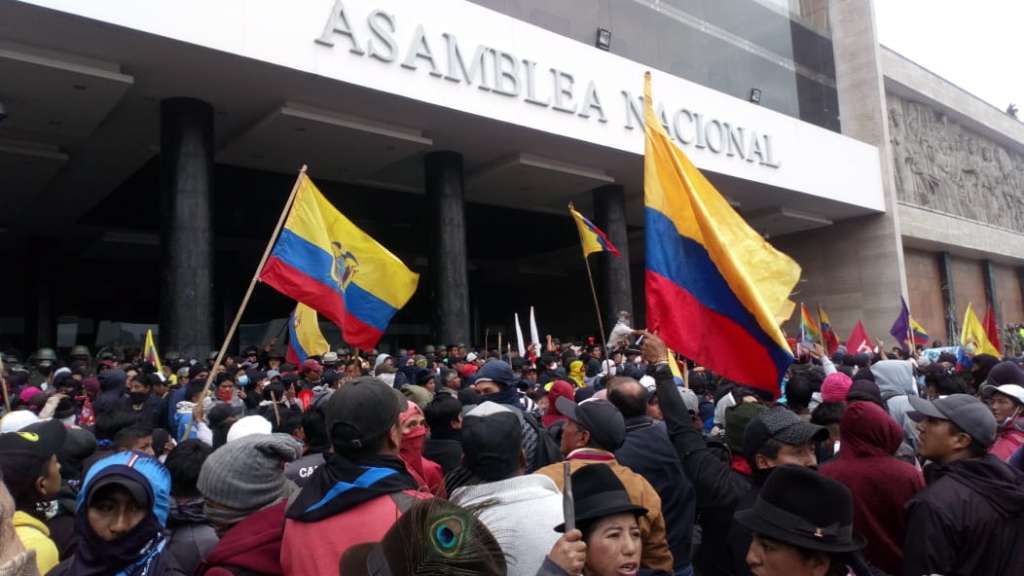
874, 0, 1022, 113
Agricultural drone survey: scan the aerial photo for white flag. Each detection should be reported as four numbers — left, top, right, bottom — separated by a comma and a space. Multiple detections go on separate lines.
514, 313, 526, 356
529, 306, 540, 354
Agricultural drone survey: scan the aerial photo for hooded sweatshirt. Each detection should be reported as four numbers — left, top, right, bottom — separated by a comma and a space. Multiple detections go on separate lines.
821, 401, 924, 575
542, 380, 575, 428
904, 454, 1024, 576
398, 401, 446, 497
870, 360, 919, 449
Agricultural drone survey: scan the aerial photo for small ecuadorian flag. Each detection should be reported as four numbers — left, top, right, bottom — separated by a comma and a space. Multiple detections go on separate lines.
144, 329, 162, 372
910, 317, 929, 346
260, 173, 419, 350
570, 204, 621, 258
286, 302, 330, 365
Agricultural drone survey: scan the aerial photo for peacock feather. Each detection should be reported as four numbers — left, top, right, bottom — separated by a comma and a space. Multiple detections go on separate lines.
394, 498, 507, 575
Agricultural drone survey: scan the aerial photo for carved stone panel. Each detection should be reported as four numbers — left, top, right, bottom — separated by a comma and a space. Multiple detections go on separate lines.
888, 93, 1024, 232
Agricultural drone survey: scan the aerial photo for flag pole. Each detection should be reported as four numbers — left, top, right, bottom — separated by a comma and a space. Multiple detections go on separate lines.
0, 355, 9, 413
199, 165, 308, 404
569, 202, 610, 363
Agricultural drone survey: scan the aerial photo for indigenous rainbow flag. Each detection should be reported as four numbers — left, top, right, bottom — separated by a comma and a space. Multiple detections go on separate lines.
642, 72, 800, 394
799, 303, 821, 345
259, 173, 419, 350
143, 329, 162, 372
286, 302, 330, 365
570, 204, 620, 257
817, 305, 840, 355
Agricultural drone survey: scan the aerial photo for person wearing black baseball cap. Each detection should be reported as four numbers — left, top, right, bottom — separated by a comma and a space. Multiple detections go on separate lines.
638, 330, 830, 576
903, 393, 1024, 575
735, 465, 865, 576
0, 419, 65, 575
281, 377, 431, 575
535, 396, 674, 574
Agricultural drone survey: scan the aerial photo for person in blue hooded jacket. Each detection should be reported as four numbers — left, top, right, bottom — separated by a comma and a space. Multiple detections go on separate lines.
50, 451, 186, 576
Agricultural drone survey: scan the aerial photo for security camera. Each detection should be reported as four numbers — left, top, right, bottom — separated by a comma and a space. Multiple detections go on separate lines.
0, 101, 6, 123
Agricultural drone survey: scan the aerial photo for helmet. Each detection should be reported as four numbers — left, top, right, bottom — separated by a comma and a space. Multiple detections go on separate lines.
97, 349, 116, 361
242, 346, 259, 357
164, 350, 181, 362
322, 351, 339, 365
70, 345, 91, 359
208, 350, 219, 361
424, 345, 436, 354
33, 347, 58, 363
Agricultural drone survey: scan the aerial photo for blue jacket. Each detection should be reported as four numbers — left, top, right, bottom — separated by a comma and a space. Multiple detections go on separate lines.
615, 415, 696, 569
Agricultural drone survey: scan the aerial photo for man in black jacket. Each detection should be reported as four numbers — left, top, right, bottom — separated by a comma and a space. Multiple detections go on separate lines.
638, 331, 826, 576
609, 376, 697, 575
904, 394, 1024, 575
423, 394, 463, 474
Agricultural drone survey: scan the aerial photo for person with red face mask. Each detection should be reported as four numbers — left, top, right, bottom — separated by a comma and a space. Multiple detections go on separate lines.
397, 401, 446, 498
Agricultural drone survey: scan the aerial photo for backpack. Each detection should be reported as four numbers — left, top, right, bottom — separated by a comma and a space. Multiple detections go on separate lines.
522, 411, 562, 471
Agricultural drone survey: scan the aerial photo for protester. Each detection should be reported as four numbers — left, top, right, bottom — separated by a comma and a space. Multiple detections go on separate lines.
197, 433, 303, 575
472, 361, 558, 472
903, 393, 1024, 574
541, 464, 646, 576
735, 465, 868, 576
449, 401, 562, 576
51, 451, 184, 575
870, 360, 920, 451
535, 396, 673, 573
0, 420, 65, 575
281, 377, 431, 575
607, 376, 696, 576
284, 408, 330, 487
422, 395, 464, 474
164, 440, 218, 575
0, 474, 38, 576
821, 400, 924, 574
978, 364, 1024, 460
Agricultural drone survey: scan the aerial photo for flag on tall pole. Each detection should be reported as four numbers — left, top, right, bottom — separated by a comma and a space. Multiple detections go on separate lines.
910, 317, 929, 347
983, 303, 1002, 354
514, 313, 527, 357
817, 305, 840, 356
847, 321, 875, 354
286, 302, 330, 365
144, 329, 162, 372
799, 303, 821, 346
889, 297, 913, 352
569, 204, 620, 257
642, 72, 800, 394
529, 306, 541, 359
258, 173, 419, 350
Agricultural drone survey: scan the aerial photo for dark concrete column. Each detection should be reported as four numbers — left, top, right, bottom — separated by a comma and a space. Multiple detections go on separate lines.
425, 151, 470, 346
25, 237, 56, 351
938, 252, 957, 344
159, 98, 214, 359
592, 185, 633, 331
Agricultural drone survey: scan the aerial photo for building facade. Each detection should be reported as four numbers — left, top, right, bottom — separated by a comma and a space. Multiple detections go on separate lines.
0, 0, 1018, 358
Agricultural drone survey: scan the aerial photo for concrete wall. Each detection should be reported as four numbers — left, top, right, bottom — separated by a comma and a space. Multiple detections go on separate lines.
904, 248, 946, 343
993, 263, 1024, 326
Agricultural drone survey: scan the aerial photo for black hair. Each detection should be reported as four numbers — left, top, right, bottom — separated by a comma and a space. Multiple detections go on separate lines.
113, 425, 153, 451
164, 440, 212, 498
424, 395, 462, 430
185, 378, 207, 403
793, 547, 848, 576
811, 401, 846, 428
925, 371, 964, 396
301, 408, 330, 453
0, 455, 50, 510
276, 412, 303, 436
215, 372, 235, 386
333, 430, 390, 460
689, 371, 709, 396
95, 410, 142, 441
785, 370, 815, 411
262, 382, 286, 402
607, 377, 648, 419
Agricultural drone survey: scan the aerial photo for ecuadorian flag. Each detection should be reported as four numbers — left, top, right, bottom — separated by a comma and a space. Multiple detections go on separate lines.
260, 173, 419, 350
642, 72, 800, 393
286, 302, 330, 365
570, 204, 621, 257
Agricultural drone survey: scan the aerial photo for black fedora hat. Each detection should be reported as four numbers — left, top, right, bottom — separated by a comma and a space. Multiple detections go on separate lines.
735, 465, 865, 553
555, 463, 647, 532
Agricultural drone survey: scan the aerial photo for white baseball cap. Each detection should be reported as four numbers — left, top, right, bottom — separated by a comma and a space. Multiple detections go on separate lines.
981, 383, 1024, 406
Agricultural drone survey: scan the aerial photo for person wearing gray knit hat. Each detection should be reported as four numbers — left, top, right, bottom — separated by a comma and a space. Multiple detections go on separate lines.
197, 432, 303, 535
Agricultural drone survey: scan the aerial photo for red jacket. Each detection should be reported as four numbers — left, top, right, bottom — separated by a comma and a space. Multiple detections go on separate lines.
199, 500, 288, 576
821, 401, 924, 576
990, 415, 1024, 462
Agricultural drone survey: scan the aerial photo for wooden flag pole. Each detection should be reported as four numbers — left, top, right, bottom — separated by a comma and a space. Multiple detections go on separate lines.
581, 253, 610, 365
198, 165, 308, 405
0, 355, 10, 413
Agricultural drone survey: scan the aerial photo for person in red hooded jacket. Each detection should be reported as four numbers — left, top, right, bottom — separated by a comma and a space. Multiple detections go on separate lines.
821, 400, 924, 575
542, 380, 576, 428
398, 400, 446, 498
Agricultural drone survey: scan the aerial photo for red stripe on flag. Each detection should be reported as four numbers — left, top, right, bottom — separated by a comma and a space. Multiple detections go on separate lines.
646, 269, 782, 396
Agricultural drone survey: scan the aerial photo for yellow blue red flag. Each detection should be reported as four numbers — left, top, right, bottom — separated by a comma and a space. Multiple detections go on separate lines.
286, 302, 330, 364
642, 72, 800, 394
961, 303, 1000, 357
569, 204, 620, 257
144, 329, 162, 372
259, 173, 419, 350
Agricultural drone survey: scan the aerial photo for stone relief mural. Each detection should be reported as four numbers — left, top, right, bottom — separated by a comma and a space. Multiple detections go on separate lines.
888, 93, 1024, 232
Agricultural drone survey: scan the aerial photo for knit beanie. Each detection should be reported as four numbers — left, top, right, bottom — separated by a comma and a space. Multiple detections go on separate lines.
725, 402, 768, 454
821, 372, 853, 403
197, 433, 302, 512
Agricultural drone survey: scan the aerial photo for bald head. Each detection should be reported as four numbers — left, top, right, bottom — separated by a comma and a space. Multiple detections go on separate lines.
608, 376, 648, 418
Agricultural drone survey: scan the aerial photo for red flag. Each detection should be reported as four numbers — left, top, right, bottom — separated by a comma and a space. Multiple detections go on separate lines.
983, 304, 1003, 355
847, 321, 875, 354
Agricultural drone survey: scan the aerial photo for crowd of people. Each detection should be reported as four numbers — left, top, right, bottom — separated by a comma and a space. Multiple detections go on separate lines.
1, 331, 1023, 576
